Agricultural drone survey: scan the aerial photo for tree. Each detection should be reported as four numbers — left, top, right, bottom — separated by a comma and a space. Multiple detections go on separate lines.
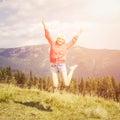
6, 66, 14, 84
79, 78, 86, 95
14, 71, 27, 87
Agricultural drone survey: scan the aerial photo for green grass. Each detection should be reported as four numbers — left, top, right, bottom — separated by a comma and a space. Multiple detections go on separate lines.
0, 84, 120, 120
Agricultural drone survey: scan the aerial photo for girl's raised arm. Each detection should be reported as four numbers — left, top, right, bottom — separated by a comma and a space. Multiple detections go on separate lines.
41, 18, 53, 44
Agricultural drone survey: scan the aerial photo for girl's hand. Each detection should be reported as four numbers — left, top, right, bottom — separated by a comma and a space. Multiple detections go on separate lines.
42, 17, 46, 28
75, 28, 83, 38
78, 28, 83, 36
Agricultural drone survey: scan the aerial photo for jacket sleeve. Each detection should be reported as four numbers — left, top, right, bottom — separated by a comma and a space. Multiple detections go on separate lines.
45, 28, 54, 45
66, 35, 79, 49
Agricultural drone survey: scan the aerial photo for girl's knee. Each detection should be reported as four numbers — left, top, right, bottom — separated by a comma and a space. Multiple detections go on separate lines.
52, 82, 59, 88
53, 84, 58, 88
64, 82, 69, 87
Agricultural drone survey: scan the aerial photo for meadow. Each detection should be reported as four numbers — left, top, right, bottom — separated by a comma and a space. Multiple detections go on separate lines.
0, 84, 120, 120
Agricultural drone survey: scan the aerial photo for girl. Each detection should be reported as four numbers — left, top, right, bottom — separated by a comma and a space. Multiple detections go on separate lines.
42, 18, 83, 91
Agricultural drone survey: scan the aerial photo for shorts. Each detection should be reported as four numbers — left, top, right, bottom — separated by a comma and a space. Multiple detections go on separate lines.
50, 63, 67, 73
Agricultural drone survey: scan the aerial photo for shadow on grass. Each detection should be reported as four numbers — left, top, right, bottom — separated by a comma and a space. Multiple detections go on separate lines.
14, 101, 52, 112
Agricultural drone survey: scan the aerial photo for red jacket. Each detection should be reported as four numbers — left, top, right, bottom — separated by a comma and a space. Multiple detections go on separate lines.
45, 29, 78, 63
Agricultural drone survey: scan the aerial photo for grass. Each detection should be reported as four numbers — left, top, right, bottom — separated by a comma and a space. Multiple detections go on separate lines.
0, 84, 120, 120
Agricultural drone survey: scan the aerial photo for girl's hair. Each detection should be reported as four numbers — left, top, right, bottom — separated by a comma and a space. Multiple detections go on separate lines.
57, 34, 65, 40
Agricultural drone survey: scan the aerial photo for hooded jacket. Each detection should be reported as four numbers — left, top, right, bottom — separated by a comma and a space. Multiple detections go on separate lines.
45, 29, 79, 63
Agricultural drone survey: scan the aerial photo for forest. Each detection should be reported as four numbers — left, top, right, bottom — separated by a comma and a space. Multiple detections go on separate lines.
0, 66, 120, 102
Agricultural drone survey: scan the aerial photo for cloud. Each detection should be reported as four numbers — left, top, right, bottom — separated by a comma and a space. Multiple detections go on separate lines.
0, 0, 120, 49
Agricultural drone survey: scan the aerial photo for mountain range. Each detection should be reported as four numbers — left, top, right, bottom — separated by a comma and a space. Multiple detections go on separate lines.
0, 44, 120, 81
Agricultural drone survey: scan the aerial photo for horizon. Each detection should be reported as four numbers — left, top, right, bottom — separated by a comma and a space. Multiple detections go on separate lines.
0, 43, 120, 51
0, 0, 120, 50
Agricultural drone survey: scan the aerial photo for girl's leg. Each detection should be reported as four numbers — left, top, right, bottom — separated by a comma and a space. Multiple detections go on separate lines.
61, 65, 78, 87
51, 71, 59, 88
68, 65, 78, 82
61, 70, 69, 87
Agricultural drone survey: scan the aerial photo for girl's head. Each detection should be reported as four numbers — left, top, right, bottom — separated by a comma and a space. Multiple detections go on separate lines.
56, 34, 65, 45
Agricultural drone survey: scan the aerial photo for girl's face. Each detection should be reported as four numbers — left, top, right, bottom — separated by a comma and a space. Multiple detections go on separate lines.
56, 37, 65, 45
56, 35, 65, 45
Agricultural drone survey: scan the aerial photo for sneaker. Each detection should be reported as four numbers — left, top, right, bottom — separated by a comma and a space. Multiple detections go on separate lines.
70, 64, 78, 71
53, 87, 59, 93
48, 86, 53, 92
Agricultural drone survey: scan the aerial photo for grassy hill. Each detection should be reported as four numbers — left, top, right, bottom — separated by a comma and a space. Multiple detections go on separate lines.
0, 84, 120, 120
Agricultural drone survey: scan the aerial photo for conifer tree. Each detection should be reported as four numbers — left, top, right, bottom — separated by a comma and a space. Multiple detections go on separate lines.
111, 76, 118, 100
14, 71, 27, 87
27, 70, 34, 88
79, 78, 86, 95
33, 75, 39, 89
6, 66, 14, 83
69, 78, 79, 94
116, 82, 120, 102
0, 69, 2, 81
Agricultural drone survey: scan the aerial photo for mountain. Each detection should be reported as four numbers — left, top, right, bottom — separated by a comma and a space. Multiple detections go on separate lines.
0, 44, 120, 80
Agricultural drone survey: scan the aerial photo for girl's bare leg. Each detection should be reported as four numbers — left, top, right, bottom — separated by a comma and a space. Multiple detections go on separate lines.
61, 65, 78, 87
51, 72, 59, 88
61, 70, 69, 87
68, 65, 78, 83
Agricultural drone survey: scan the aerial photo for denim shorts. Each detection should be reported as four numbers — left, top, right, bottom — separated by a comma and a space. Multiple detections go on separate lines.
50, 63, 67, 73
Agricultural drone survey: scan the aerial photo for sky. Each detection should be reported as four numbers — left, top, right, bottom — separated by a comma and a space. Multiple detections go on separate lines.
0, 0, 120, 49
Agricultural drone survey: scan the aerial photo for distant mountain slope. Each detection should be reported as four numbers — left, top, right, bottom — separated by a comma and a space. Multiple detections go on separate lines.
0, 44, 120, 80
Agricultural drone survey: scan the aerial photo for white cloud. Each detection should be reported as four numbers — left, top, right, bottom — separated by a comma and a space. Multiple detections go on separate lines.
0, 0, 120, 49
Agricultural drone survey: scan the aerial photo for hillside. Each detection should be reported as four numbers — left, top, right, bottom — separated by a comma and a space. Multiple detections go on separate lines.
0, 84, 120, 120
0, 44, 120, 80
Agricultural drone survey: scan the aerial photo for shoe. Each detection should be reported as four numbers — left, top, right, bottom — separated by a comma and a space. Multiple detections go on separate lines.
53, 88, 59, 93
48, 86, 53, 92
70, 64, 78, 71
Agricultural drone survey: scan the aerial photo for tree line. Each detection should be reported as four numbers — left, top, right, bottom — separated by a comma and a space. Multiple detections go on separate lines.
0, 66, 120, 102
